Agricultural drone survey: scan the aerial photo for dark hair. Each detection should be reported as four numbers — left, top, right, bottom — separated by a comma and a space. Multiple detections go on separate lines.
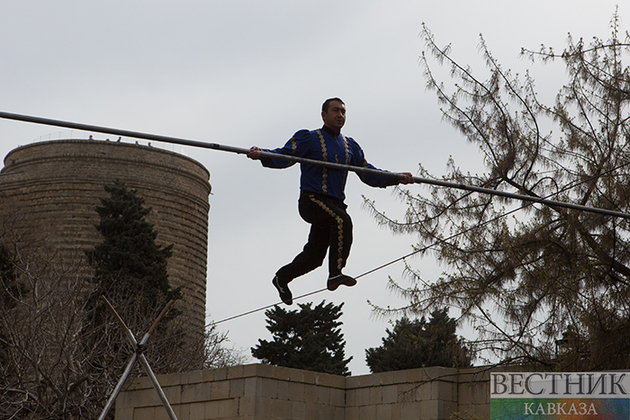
322, 97, 345, 113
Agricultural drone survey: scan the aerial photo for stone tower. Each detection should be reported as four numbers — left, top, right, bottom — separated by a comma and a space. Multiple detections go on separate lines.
0, 139, 211, 335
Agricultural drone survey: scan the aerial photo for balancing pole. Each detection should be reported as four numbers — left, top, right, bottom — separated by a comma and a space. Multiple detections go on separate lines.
1, 110, 629, 219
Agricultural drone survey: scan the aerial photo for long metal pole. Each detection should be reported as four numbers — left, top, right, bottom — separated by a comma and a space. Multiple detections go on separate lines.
1, 110, 629, 219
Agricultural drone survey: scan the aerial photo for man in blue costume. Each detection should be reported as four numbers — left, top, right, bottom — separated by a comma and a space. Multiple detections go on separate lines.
248, 98, 414, 305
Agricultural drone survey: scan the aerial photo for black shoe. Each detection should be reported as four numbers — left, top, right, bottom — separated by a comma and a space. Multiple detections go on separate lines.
327, 273, 357, 291
272, 276, 293, 305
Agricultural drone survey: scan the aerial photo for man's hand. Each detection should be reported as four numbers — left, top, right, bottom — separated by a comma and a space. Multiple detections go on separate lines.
248, 146, 262, 160
399, 172, 414, 184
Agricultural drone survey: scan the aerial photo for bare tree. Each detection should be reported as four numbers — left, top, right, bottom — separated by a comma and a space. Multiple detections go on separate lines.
0, 240, 243, 419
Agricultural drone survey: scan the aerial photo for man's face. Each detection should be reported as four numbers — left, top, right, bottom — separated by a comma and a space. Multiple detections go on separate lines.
321, 101, 346, 131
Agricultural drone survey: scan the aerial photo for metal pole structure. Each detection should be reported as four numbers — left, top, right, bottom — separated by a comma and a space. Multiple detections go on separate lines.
98, 298, 177, 420
98, 352, 138, 420
1, 110, 629, 219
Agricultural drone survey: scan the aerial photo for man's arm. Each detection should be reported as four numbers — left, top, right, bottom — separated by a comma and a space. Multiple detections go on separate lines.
347, 138, 414, 186
247, 146, 262, 160
248, 130, 313, 169
399, 172, 414, 184
250, 142, 413, 184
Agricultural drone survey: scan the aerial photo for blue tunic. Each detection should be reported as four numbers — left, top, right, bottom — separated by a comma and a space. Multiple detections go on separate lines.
260, 127, 396, 200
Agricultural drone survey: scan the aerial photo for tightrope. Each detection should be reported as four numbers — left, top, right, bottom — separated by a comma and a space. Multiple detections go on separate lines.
155, 157, 630, 345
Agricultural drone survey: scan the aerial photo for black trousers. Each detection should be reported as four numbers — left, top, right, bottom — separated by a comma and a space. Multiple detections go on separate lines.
276, 192, 353, 282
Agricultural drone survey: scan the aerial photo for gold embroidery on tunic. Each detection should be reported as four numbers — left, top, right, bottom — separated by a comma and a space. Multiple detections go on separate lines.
316, 130, 328, 194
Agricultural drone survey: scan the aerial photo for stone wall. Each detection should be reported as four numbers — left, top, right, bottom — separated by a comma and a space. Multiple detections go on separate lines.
115, 364, 491, 420
0, 139, 211, 334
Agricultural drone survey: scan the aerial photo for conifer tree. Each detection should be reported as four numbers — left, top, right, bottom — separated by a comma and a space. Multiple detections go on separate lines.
86, 179, 180, 313
365, 309, 471, 373
367, 12, 630, 369
83, 180, 182, 376
0, 244, 25, 368
0, 244, 23, 309
251, 301, 352, 376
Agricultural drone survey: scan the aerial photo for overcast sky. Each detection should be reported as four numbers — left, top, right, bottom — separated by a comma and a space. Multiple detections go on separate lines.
1, 1, 627, 375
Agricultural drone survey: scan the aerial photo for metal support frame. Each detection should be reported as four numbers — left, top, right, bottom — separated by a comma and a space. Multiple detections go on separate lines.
97, 297, 178, 420
1, 110, 629, 219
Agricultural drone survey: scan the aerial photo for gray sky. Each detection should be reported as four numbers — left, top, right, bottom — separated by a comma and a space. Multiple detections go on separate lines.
1, 1, 626, 375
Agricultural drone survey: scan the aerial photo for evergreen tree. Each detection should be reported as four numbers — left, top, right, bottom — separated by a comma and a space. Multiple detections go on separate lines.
366, 309, 471, 373
86, 179, 180, 312
0, 244, 26, 369
251, 301, 352, 376
83, 180, 182, 375
0, 244, 24, 309
367, 12, 630, 369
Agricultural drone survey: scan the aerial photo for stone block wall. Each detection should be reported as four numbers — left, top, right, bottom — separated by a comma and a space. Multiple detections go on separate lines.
115, 364, 491, 420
